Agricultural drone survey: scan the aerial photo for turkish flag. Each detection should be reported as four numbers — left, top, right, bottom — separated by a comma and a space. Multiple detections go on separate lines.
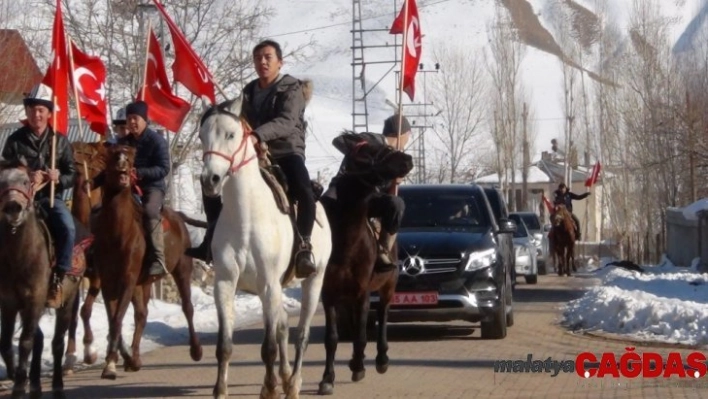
69, 41, 108, 135
542, 193, 554, 215
41, 0, 69, 135
390, 0, 422, 101
585, 161, 602, 187
136, 28, 191, 132
152, 0, 216, 104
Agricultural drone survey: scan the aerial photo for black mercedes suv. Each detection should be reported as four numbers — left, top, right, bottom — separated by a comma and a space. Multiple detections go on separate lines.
370, 184, 516, 339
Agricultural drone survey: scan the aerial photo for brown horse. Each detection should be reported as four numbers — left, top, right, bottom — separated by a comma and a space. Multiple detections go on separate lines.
63, 141, 107, 374
550, 204, 575, 276
92, 144, 202, 380
317, 134, 413, 395
0, 157, 89, 398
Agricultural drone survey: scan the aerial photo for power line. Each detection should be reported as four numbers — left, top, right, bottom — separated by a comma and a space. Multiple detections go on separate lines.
268, 0, 454, 38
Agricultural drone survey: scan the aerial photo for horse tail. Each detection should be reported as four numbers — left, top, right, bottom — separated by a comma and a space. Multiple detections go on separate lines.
175, 211, 209, 228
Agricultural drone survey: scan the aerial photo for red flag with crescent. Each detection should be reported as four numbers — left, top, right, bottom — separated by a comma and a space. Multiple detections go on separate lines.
69, 41, 108, 135
41, 0, 69, 135
390, 0, 422, 101
136, 28, 191, 132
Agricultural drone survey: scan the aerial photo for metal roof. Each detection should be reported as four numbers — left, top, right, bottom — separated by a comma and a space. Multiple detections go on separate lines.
0, 119, 102, 201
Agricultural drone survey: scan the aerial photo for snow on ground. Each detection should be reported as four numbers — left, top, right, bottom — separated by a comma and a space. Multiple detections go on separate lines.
0, 286, 303, 380
562, 256, 708, 346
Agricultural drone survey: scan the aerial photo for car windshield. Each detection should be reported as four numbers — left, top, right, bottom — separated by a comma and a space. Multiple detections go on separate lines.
520, 214, 541, 231
508, 215, 529, 238
400, 192, 491, 229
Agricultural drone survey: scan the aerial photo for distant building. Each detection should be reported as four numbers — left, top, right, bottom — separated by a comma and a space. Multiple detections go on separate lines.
0, 29, 43, 105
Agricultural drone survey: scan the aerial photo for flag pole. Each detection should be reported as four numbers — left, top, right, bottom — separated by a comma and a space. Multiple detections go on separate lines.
50, 94, 58, 208
67, 37, 86, 142
392, 0, 410, 197
140, 21, 153, 101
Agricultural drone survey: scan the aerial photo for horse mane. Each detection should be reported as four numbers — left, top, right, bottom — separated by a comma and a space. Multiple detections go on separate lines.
0, 156, 29, 171
555, 206, 575, 235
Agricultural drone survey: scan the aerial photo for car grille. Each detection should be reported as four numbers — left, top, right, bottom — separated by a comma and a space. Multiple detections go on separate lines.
397, 254, 461, 276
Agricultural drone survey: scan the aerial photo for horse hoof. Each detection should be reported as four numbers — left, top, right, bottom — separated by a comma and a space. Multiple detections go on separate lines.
62, 354, 77, 375
259, 385, 279, 399
84, 347, 98, 365
29, 387, 43, 399
351, 369, 366, 382
376, 363, 389, 374
284, 389, 300, 399
317, 382, 334, 396
52, 389, 67, 399
190, 344, 203, 362
101, 363, 117, 380
124, 361, 141, 372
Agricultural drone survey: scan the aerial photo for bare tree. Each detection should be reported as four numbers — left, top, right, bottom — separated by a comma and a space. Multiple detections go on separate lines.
427, 41, 487, 183
485, 4, 526, 210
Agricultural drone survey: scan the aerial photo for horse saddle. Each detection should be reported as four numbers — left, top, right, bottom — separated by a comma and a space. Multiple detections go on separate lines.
256, 151, 325, 286
35, 207, 93, 278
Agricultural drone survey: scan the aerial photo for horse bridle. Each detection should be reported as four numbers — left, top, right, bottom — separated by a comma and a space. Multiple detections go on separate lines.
0, 170, 35, 213
200, 108, 257, 174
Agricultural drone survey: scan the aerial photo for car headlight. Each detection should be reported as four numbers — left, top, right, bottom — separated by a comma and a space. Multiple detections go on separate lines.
533, 233, 543, 246
463, 248, 496, 271
514, 245, 527, 257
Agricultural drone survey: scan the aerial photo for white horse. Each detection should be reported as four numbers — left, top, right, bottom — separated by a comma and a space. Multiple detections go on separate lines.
199, 98, 332, 399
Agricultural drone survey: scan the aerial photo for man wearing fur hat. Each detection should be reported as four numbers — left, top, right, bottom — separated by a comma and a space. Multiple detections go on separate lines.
1, 84, 77, 308
320, 113, 411, 273
91, 100, 171, 277
186, 39, 318, 278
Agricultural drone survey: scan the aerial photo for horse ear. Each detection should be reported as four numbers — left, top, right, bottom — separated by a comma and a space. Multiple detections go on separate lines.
224, 98, 242, 117
18, 156, 28, 168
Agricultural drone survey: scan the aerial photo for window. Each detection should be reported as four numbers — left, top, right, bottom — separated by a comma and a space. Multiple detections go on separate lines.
400, 191, 491, 229
519, 214, 541, 230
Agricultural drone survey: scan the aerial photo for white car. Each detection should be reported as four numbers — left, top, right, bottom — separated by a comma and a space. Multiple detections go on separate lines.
509, 214, 538, 284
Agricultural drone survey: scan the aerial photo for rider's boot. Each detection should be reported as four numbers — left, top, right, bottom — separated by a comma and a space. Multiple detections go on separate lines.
185, 195, 222, 263
295, 236, 317, 278
146, 218, 168, 277
46, 269, 78, 309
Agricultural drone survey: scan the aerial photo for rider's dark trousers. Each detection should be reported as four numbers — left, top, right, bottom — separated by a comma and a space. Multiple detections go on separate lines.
275, 154, 316, 238
368, 193, 405, 234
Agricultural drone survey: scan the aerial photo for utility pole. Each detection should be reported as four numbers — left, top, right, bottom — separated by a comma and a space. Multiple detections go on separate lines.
521, 102, 529, 211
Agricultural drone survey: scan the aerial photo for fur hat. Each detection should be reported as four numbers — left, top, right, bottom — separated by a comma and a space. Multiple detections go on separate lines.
23, 83, 54, 111
113, 107, 127, 126
125, 100, 148, 122
382, 114, 411, 138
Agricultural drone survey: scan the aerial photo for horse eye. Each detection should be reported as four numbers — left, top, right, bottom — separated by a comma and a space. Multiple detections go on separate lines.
227, 133, 235, 140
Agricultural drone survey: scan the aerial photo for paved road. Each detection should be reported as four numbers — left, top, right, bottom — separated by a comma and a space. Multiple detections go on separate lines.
23, 272, 707, 398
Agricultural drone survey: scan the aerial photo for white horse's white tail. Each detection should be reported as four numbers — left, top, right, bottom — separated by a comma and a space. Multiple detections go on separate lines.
199, 97, 331, 399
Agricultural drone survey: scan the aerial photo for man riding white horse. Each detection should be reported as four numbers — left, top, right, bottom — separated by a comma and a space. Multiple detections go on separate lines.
553, 183, 590, 240
187, 39, 318, 279
320, 114, 411, 273
90, 101, 171, 277
1, 83, 77, 309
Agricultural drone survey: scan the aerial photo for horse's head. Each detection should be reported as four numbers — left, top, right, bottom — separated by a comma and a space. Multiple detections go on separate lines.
339, 133, 414, 187
0, 157, 34, 227
104, 145, 136, 191
73, 141, 109, 180
198, 98, 253, 197
552, 204, 568, 227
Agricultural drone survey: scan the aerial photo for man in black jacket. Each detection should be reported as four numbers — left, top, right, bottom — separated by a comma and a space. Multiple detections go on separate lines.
92, 101, 171, 276
186, 40, 318, 278
320, 114, 411, 273
1, 84, 77, 308
553, 183, 590, 240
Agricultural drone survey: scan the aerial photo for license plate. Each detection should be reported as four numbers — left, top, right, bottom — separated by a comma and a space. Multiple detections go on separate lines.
393, 292, 439, 306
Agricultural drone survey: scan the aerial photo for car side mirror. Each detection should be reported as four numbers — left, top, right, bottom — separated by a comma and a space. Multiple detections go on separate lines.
498, 218, 517, 234
543, 224, 551, 232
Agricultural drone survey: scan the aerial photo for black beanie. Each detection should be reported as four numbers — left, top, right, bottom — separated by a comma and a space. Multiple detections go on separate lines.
125, 100, 148, 122
382, 114, 411, 138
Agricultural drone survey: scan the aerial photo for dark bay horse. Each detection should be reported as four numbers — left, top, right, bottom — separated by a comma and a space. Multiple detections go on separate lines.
92, 145, 202, 380
318, 134, 413, 395
551, 204, 575, 276
0, 158, 88, 398
63, 141, 107, 374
